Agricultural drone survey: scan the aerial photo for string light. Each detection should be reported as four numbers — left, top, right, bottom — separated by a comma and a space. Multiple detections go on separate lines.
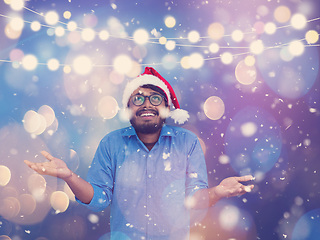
0, 5, 319, 70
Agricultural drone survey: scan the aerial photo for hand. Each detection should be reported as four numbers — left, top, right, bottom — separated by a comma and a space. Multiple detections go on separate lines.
24, 151, 73, 181
214, 175, 254, 199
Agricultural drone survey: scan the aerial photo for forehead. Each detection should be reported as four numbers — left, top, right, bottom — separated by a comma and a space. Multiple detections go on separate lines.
131, 87, 158, 96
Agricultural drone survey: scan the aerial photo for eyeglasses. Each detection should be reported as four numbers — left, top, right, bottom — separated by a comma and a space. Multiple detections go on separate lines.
131, 93, 164, 106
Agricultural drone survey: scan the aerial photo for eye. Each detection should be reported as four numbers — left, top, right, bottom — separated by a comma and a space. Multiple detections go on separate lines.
132, 95, 145, 105
150, 94, 163, 105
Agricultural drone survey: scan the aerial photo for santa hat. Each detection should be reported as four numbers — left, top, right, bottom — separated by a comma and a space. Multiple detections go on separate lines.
122, 67, 189, 124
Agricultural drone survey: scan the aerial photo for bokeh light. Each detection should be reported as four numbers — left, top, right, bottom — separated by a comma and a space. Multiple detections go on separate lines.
21, 54, 38, 71
188, 52, 204, 69
264, 22, 277, 35
30, 21, 41, 31
235, 59, 257, 85
249, 40, 264, 55
9, 0, 25, 11
164, 16, 176, 28
203, 96, 225, 120
99, 30, 110, 40
9, 17, 24, 31
47, 58, 60, 71
113, 54, 132, 74
220, 52, 233, 64
0, 165, 11, 186
292, 208, 320, 240
97, 96, 119, 119
50, 191, 69, 213
72, 55, 93, 75
165, 40, 176, 51
81, 28, 95, 42
291, 13, 307, 30
133, 28, 149, 45
305, 30, 319, 44
188, 30, 200, 43
288, 40, 305, 56
44, 11, 59, 25
274, 5, 291, 23
231, 29, 244, 42
208, 22, 224, 40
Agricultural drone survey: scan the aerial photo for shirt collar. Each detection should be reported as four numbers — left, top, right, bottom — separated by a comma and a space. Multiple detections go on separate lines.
121, 124, 175, 137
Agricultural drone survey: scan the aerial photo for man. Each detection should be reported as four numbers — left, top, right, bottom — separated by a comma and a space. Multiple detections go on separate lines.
25, 67, 254, 240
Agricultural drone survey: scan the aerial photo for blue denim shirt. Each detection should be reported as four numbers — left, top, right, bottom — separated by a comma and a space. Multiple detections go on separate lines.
77, 125, 208, 240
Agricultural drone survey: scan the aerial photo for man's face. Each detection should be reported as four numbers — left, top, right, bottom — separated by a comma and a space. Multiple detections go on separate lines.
129, 87, 169, 134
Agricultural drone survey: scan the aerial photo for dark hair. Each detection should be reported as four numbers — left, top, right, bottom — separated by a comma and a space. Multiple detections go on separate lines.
141, 84, 168, 106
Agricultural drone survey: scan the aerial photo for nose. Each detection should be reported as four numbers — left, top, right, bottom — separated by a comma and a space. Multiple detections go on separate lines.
142, 96, 152, 107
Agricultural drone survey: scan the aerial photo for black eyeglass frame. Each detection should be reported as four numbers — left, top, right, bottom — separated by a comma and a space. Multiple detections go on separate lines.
131, 93, 165, 106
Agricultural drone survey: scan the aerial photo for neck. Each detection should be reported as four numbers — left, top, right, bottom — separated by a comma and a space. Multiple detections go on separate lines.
137, 130, 161, 145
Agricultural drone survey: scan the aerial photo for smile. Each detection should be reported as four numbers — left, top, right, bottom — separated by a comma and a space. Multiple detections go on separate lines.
139, 112, 156, 118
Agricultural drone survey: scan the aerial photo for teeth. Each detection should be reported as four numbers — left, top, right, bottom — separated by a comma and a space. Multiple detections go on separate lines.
141, 113, 155, 117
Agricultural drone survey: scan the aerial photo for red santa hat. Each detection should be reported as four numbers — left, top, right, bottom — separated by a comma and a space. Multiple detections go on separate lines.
122, 67, 189, 124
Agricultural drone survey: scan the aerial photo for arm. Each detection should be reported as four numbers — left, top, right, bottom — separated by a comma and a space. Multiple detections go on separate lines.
189, 175, 254, 209
24, 151, 94, 204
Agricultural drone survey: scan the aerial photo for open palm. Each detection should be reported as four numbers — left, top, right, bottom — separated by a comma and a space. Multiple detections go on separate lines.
24, 151, 72, 180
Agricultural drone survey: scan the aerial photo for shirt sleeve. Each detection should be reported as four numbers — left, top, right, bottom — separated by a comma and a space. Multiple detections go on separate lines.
185, 136, 209, 197
76, 137, 114, 212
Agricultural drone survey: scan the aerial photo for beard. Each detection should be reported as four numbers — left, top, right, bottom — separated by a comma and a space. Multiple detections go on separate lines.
130, 110, 166, 134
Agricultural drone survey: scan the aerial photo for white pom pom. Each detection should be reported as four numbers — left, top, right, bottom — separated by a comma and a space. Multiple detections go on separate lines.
170, 109, 189, 124
119, 108, 132, 122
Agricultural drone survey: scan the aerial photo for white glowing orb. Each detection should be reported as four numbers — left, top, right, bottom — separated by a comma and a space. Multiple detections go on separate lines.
188, 30, 200, 43
73, 55, 93, 75
88, 214, 99, 224
189, 53, 204, 69
219, 205, 240, 231
55, 26, 65, 37
219, 154, 230, 164
208, 22, 225, 40
10, 0, 24, 11
99, 30, 110, 40
159, 36, 167, 45
50, 191, 69, 213
28, 174, 47, 200
249, 40, 264, 55
264, 22, 277, 35
81, 28, 95, 42
220, 52, 233, 65
305, 30, 319, 44
38, 105, 55, 127
231, 29, 244, 42
113, 55, 132, 74
10, 17, 24, 31
240, 122, 258, 137
98, 96, 119, 119
23, 110, 42, 133
30, 21, 41, 31
288, 40, 305, 56
133, 28, 149, 45
44, 11, 59, 25
67, 21, 77, 31
22, 54, 38, 71
0, 165, 11, 186
291, 14, 307, 30
244, 55, 256, 66
47, 58, 60, 71
164, 16, 176, 28
180, 56, 191, 69
209, 43, 220, 53
235, 60, 257, 85
63, 11, 71, 19
203, 96, 225, 120
274, 5, 291, 23
165, 40, 176, 51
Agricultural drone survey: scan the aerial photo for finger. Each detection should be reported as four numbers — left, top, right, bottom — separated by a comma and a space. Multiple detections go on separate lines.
236, 175, 254, 182
41, 150, 54, 161
24, 160, 33, 167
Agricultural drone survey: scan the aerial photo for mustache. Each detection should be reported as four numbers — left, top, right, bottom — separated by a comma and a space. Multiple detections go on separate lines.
136, 108, 159, 116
